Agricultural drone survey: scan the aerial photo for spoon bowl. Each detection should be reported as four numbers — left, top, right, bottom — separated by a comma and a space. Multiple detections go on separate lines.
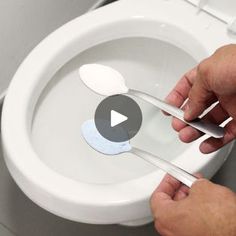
79, 64, 128, 96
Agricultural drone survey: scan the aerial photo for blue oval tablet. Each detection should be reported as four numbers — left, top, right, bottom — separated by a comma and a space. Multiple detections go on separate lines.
81, 120, 131, 155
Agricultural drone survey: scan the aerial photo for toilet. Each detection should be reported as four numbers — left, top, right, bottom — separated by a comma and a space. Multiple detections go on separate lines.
1, 0, 236, 226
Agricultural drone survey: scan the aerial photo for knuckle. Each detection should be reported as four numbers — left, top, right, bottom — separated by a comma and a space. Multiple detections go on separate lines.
197, 59, 211, 78
187, 89, 203, 106
187, 89, 195, 101
190, 179, 210, 192
197, 59, 216, 92
185, 67, 197, 80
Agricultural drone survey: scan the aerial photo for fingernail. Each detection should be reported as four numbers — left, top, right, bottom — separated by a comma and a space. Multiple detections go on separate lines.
200, 142, 215, 154
179, 190, 187, 199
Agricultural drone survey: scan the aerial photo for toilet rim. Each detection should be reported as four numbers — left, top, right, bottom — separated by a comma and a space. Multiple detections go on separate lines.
1, 6, 218, 207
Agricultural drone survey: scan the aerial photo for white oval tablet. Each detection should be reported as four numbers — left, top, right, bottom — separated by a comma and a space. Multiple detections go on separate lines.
79, 64, 129, 96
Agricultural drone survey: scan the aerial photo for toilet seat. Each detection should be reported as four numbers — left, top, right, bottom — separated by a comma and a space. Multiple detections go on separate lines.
1, 0, 235, 224
185, 0, 236, 34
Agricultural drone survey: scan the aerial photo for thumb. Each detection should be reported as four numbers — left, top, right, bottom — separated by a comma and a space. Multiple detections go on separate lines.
184, 69, 214, 121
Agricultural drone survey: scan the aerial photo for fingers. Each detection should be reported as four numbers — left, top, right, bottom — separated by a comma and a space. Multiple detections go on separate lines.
153, 174, 182, 199
172, 117, 187, 132
184, 62, 215, 121
151, 174, 181, 212
164, 68, 197, 115
151, 174, 204, 234
179, 126, 202, 143
151, 174, 203, 213
150, 175, 179, 218
173, 185, 189, 201
174, 103, 229, 144
200, 119, 236, 154
171, 103, 189, 132
151, 174, 189, 207
173, 173, 202, 201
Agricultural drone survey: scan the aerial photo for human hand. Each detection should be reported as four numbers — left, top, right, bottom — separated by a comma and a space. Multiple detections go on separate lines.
150, 174, 236, 236
165, 44, 236, 153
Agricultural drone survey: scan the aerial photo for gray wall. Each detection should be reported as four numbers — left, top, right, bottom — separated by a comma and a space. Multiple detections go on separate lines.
0, 0, 98, 95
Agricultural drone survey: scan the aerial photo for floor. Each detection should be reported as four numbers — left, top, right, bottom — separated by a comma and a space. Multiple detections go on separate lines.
0, 0, 236, 235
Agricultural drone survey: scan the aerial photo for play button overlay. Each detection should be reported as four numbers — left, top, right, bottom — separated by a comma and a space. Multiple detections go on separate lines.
110, 110, 128, 127
95, 95, 142, 142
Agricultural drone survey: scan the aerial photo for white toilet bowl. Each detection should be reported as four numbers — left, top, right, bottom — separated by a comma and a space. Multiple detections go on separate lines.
2, 0, 236, 225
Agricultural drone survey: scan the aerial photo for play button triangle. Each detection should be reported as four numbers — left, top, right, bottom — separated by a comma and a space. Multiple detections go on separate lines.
95, 95, 142, 142
110, 110, 128, 127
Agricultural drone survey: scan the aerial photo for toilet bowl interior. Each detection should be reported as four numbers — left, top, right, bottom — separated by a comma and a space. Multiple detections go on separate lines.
31, 37, 198, 184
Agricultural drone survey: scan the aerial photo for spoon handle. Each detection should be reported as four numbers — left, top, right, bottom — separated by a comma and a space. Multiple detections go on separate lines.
131, 147, 197, 188
128, 89, 224, 139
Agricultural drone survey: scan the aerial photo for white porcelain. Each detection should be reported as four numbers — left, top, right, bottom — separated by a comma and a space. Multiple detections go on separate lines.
186, 0, 236, 23
1, 0, 236, 225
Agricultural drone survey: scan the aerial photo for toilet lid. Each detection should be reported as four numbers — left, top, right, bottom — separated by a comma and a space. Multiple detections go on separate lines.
186, 0, 236, 22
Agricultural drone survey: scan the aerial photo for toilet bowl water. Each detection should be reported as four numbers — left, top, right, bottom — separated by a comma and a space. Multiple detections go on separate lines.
32, 37, 192, 184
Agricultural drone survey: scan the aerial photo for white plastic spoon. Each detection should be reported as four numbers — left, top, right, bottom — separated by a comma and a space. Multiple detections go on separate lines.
81, 120, 197, 188
79, 64, 224, 138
